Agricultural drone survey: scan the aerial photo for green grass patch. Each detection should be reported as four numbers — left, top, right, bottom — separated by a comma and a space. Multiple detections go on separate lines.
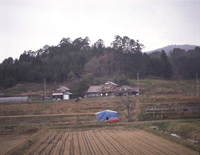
151, 120, 200, 141
127, 121, 200, 152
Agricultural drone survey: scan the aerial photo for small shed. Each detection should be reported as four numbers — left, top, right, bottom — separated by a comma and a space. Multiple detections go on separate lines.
52, 86, 72, 100
95, 110, 117, 121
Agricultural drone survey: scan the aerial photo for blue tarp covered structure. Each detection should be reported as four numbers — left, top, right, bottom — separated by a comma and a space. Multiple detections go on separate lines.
95, 110, 117, 121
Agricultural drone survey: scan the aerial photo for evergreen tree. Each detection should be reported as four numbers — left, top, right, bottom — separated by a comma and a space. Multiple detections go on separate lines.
161, 50, 172, 78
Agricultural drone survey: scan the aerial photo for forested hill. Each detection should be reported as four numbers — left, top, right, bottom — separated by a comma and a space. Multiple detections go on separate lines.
147, 44, 198, 56
0, 36, 200, 94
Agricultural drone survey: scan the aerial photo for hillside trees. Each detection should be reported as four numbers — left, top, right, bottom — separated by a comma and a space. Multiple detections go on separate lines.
169, 47, 200, 79
160, 50, 172, 78
0, 57, 17, 88
147, 50, 172, 78
112, 35, 144, 53
0, 35, 199, 95
92, 39, 105, 56
84, 56, 101, 77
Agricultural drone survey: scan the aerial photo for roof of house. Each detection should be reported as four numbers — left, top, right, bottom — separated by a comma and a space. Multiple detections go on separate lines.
85, 83, 139, 94
115, 85, 139, 92
105, 81, 118, 86
55, 86, 70, 93
86, 85, 101, 93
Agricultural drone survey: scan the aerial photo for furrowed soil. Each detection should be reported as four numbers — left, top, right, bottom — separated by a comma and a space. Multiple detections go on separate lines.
23, 129, 198, 155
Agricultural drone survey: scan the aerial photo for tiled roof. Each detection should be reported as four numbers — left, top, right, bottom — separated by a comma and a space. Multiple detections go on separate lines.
86, 85, 102, 93
115, 85, 139, 92
55, 86, 70, 93
85, 83, 139, 94
105, 81, 118, 85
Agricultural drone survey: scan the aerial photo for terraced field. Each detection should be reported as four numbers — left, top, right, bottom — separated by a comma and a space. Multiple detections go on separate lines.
0, 134, 31, 155
25, 129, 198, 155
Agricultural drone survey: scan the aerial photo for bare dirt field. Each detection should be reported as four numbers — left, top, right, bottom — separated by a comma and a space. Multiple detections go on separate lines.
0, 134, 31, 155
23, 129, 198, 155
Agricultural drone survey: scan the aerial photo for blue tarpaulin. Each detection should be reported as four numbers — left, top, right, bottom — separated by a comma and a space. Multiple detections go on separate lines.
95, 110, 117, 121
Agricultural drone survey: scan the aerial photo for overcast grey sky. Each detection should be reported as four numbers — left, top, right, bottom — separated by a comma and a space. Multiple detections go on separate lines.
0, 0, 200, 63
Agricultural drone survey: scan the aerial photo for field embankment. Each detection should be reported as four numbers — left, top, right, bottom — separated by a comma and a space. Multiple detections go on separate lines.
127, 120, 200, 152
0, 79, 199, 100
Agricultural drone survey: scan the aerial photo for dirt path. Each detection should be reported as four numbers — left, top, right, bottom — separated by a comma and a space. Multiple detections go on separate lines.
121, 118, 200, 125
0, 113, 95, 118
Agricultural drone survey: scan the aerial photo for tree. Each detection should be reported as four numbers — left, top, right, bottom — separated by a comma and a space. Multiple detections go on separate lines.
122, 36, 130, 51
59, 37, 71, 46
72, 37, 90, 50
92, 39, 105, 56
73, 37, 84, 50
135, 40, 144, 53
121, 96, 138, 122
113, 74, 130, 86
82, 36, 90, 49
77, 74, 93, 97
161, 50, 172, 78
112, 35, 122, 50
84, 56, 101, 77
94, 39, 105, 49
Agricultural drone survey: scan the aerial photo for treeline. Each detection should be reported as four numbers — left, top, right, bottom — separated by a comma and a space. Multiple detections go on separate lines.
0, 35, 199, 91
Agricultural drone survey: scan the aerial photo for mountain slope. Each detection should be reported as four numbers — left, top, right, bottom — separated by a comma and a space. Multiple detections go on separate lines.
147, 44, 199, 56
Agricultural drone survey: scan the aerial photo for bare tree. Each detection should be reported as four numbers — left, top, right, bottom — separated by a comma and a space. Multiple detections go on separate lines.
121, 95, 138, 122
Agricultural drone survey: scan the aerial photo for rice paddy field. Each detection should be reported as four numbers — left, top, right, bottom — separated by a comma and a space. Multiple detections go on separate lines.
1, 129, 198, 155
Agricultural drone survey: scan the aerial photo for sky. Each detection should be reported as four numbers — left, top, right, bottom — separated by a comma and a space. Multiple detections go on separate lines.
0, 0, 200, 63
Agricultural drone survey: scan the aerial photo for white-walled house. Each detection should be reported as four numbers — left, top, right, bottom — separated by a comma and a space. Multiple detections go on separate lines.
52, 86, 72, 100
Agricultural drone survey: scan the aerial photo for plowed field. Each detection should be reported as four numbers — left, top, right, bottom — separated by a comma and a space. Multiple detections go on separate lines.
24, 129, 198, 155
0, 134, 30, 155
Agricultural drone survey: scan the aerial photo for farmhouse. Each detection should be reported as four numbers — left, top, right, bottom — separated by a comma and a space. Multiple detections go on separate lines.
84, 81, 118, 98
52, 86, 72, 100
115, 85, 139, 96
84, 85, 101, 98
84, 81, 139, 98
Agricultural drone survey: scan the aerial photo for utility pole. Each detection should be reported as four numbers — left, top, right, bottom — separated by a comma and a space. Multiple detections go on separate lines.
196, 72, 198, 96
44, 79, 46, 100
137, 72, 139, 95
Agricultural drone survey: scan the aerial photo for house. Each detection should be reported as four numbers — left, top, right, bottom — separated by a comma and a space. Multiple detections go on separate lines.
52, 86, 72, 100
100, 81, 118, 97
115, 85, 139, 96
84, 85, 101, 98
95, 110, 117, 121
84, 81, 118, 98
84, 81, 140, 98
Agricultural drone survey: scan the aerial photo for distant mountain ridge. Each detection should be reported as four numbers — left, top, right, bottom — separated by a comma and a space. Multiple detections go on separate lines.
146, 44, 199, 56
